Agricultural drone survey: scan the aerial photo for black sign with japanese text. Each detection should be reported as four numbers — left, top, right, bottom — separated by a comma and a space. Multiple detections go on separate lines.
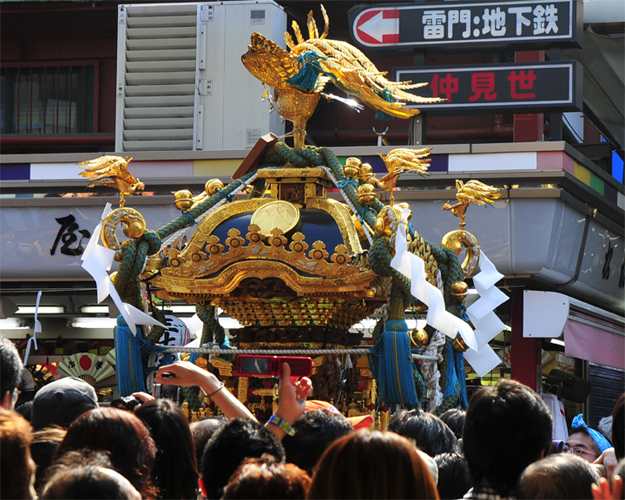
349, 0, 582, 50
394, 61, 581, 114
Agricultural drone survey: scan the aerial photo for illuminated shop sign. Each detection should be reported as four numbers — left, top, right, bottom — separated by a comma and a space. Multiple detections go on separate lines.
394, 61, 581, 113
349, 0, 582, 50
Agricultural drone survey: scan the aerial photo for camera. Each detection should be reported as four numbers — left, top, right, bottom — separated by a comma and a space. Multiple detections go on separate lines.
111, 396, 142, 411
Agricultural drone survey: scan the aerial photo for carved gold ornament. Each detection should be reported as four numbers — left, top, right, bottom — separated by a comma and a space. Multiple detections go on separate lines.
441, 230, 480, 278
101, 208, 147, 260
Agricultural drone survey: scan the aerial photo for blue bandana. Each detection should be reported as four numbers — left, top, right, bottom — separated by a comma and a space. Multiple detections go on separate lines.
571, 413, 612, 453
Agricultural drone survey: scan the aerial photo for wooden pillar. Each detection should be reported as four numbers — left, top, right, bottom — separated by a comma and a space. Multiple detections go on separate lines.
510, 288, 541, 392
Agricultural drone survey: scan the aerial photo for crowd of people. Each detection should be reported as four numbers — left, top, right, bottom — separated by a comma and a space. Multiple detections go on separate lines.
1, 336, 624, 500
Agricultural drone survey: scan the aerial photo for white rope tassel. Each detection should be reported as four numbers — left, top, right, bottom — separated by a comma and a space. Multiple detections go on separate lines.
418, 330, 445, 413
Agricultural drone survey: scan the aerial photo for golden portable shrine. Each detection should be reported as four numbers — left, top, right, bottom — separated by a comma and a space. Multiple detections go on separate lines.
79, 7, 503, 425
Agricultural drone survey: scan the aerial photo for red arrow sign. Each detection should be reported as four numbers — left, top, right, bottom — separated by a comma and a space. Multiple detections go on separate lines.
355, 9, 399, 45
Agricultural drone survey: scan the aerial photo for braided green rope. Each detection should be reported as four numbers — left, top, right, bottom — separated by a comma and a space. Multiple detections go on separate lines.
414, 365, 428, 404
196, 304, 225, 351
181, 304, 226, 411
156, 172, 256, 241
371, 317, 386, 345
261, 143, 383, 231
423, 243, 466, 414
249, 179, 266, 199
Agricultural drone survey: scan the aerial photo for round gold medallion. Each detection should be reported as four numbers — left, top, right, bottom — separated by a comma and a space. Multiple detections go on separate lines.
250, 200, 301, 238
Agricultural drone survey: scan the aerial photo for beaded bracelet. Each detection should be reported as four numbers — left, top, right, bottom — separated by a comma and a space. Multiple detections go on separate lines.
266, 414, 296, 436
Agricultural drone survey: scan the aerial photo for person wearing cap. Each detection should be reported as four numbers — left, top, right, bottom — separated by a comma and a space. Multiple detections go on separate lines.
564, 413, 612, 464
31, 377, 98, 430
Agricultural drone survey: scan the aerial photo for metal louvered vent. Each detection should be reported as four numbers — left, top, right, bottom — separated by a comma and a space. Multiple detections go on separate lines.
116, 1, 286, 153
116, 4, 200, 151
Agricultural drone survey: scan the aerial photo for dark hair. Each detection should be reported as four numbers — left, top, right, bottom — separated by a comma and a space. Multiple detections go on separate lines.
15, 400, 34, 421
41, 449, 115, 496
40, 456, 140, 500
517, 453, 600, 499
613, 393, 624, 460
307, 430, 439, 500
463, 379, 553, 497
439, 408, 466, 441
135, 398, 198, 500
200, 418, 285, 500
568, 426, 602, 457
54, 407, 158, 498
282, 410, 353, 475
434, 453, 471, 499
32, 427, 67, 491
190, 416, 228, 470
0, 337, 23, 401
223, 454, 311, 499
388, 409, 458, 457
0, 407, 35, 499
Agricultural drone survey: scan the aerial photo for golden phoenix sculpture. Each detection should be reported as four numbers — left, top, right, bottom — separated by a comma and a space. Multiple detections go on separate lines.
242, 5, 442, 147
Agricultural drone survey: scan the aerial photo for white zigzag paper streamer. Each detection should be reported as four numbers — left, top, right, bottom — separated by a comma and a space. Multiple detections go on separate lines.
463, 251, 509, 377
390, 209, 478, 352
23, 290, 42, 365
81, 204, 165, 335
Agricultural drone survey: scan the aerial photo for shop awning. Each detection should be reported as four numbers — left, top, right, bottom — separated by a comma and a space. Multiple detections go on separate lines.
564, 310, 625, 370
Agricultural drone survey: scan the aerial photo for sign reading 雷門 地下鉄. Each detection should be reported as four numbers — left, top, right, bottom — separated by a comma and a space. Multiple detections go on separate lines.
349, 0, 582, 50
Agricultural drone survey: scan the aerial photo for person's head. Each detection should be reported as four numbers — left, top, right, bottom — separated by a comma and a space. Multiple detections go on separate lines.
282, 409, 353, 475
0, 407, 36, 499
463, 379, 553, 497
439, 408, 465, 441
0, 337, 23, 409
190, 416, 228, 469
566, 413, 612, 463
388, 409, 458, 457
222, 454, 311, 499
31, 426, 67, 491
200, 417, 285, 500
613, 394, 624, 460
40, 454, 141, 500
307, 430, 439, 500
434, 453, 471, 499
134, 398, 198, 500
54, 407, 157, 498
31, 377, 98, 429
15, 400, 34, 421
303, 400, 373, 430
517, 453, 600, 499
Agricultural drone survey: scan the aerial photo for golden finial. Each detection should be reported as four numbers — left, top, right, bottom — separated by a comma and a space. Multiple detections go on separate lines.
77, 156, 144, 208
443, 180, 501, 229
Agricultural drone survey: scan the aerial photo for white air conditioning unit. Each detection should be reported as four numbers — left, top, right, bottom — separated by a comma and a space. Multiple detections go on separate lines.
115, 1, 286, 152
